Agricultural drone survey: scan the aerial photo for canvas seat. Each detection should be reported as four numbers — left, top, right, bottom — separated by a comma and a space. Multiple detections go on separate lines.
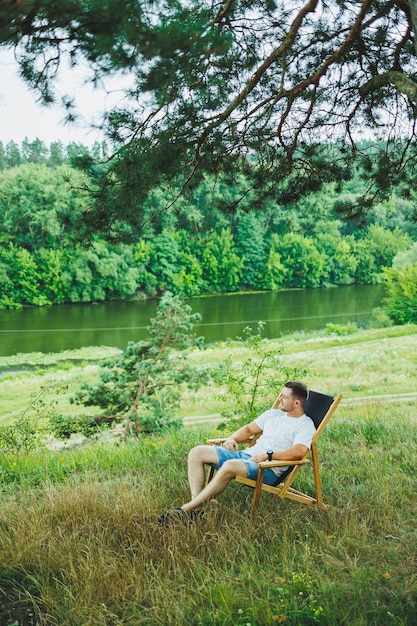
206, 390, 342, 518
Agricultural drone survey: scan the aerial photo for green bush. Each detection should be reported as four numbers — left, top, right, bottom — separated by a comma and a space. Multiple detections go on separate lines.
383, 263, 417, 324
211, 323, 307, 428
325, 322, 358, 336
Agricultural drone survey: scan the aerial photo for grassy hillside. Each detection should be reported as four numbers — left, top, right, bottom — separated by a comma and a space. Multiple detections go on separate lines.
1, 324, 417, 428
0, 325, 416, 625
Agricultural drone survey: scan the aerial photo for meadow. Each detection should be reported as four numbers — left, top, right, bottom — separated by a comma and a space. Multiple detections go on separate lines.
0, 324, 416, 625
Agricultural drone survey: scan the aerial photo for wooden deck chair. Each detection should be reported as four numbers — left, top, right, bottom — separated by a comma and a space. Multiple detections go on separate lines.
206, 390, 342, 519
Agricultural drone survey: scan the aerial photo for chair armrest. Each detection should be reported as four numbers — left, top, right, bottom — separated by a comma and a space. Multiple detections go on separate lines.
206, 437, 254, 446
258, 459, 310, 469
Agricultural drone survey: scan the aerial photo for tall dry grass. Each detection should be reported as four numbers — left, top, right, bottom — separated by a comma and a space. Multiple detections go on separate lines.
1, 402, 417, 625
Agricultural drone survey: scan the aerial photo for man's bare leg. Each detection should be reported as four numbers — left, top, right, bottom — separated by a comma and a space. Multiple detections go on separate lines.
158, 445, 248, 525
187, 445, 219, 501
182, 457, 248, 513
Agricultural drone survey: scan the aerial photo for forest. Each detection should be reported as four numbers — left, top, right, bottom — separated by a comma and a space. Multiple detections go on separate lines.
1, 137, 416, 326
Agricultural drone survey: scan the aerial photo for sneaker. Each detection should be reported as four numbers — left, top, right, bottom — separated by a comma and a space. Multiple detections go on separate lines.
158, 507, 204, 527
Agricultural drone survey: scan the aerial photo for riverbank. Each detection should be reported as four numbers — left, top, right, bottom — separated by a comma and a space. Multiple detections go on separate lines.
1, 323, 416, 429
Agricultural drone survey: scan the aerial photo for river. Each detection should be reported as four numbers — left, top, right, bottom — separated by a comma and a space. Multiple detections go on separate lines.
0, 284, 386, 357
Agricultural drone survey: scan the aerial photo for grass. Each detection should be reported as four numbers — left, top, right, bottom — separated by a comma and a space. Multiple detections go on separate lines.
0, 414, 417, 625
0, 324, 417, 624
1, 324, 417, 426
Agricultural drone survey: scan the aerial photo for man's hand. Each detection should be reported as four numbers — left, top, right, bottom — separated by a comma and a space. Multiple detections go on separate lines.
222, 438, 238, 451
248, 453, 269, 463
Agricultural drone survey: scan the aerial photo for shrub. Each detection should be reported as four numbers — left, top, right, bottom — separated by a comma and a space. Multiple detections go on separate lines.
210, 323, 308, 428
383, 263, 417, 324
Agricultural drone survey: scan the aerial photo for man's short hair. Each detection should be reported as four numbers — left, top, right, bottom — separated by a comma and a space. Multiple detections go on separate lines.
284, 380, 308, 404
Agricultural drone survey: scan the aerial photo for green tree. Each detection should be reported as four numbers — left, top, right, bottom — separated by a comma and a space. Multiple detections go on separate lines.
330, 239, 357, 286
147, 231, 204, 296
349, 238, 377, 284
262, 234, 287, 291
5, 141, 21, 168
235, 212, 267, 289
3, 2, 417, 235
0, 258, 15, 308
315, 224, 357, 285
172, 231, 204, 296
48, 141, 65, 168
34, 248, 66, 304
0, 244, 42, 305
393, 241, 417, 267
0, 163, 92, 250
147, 232, 181, 294
71, 292, 205, 438
383, 264, 417, 325
199, 228, 243, 292
21, 138, 48, 164
363, 225, 412, 274
60, 242, 140, 303
133, 240, 158, 296
278, 233, 327, 288
0, 141, 6, 171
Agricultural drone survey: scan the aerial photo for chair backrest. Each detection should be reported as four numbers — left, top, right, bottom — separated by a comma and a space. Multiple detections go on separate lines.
307, 391, 342, 443
303, 390, 334, 429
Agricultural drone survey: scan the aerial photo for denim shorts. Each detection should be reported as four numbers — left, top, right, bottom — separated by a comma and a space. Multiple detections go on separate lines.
211, 446, 279, 486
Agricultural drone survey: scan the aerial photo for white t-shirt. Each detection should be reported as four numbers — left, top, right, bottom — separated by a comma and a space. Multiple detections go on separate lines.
246, 409, 316, 476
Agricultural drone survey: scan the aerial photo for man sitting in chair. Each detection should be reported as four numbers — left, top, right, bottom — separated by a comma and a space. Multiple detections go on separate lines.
158, 380, 315, 526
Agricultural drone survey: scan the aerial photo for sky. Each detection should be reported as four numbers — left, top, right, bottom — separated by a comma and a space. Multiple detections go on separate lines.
0, 48, 119, 147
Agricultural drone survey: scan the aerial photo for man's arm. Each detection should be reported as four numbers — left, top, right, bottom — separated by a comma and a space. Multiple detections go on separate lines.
249, 443, 308, 464
222, 421, 262, 450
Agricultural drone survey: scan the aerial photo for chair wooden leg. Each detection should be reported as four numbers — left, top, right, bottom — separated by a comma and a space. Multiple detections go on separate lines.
251, 468, 265, 519
311, 444, 323, 507
206, 466, 215, 485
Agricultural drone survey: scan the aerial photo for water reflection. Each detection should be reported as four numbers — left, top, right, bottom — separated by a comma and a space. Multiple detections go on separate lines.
0, 285, 385, 356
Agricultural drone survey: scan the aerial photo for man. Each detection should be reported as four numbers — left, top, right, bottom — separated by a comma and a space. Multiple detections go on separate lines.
158, 380, 315, 526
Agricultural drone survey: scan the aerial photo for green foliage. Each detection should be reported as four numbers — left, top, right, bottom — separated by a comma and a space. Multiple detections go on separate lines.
0, 163, 92, 250
393, 241, 417, 267
147, 230, 204, 296
278, 233, 327, 288
0, 156, 415, 309
315, 224, 357, 285
48, 413, 113, 439
262, 235, 287, 290
0, 139, 109, 171
0, 244, 42, 306
365, 225, 412, 273
4, 2, 417, 231
4, 140, 21, 168
0, 381, 66, 453
34, 248, 66, 304
235, 212, 267, 289
383, 263, 417, 324
61, 242, 140, 302
211, 323, 308, 428
11, 0, 417, 232
71, 292, 206, 437
325, 322, 358, 336
199, 228, 243, 292
0, 415, 43, 453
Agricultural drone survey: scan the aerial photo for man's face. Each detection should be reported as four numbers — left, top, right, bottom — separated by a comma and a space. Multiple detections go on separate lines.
278, 387, 298, 412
